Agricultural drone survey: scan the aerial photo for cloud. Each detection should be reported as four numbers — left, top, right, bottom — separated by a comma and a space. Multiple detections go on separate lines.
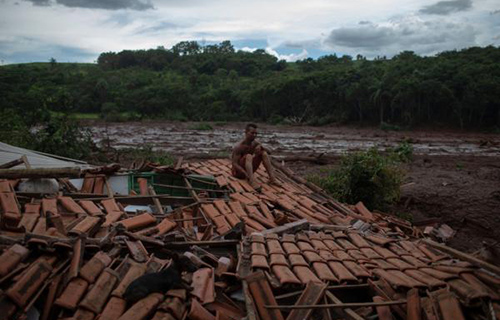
239, 46, 308, 62
23, 0, 154, 10
324, 16, 477, 56
419, 0, 472, 15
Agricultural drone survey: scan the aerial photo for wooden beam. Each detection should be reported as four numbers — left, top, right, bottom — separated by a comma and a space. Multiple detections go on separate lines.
266, 299, 407, 310
0, 167, 81, 179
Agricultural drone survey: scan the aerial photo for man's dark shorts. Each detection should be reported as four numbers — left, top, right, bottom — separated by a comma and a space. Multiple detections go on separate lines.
232, 154, 262, 178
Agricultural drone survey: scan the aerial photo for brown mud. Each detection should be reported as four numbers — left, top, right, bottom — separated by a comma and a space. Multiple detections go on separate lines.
88, 121, 500, 253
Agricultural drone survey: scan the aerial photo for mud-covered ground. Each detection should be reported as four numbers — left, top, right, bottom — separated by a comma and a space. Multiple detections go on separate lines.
88, 121, 500, 253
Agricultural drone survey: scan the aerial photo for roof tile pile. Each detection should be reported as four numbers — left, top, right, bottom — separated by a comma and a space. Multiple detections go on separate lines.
0, 158, 498, 319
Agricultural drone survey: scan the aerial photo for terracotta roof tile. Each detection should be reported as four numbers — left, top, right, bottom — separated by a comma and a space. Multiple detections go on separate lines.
250, 234, 265, 243
271, 265, 301, 285
406, 269, 446, 288
266, 240, 284, 255
282, 242, 300, 255
297, 241, 315, 253
269, 254, 289, 267
79, 200, 104, 216
303, 251, 323, 263
158, 295, 185, 319
312, 262, 338, 282
460, 272, 500, 300
372, 296, 393, 320
55, 277, 89, 310
336, 238, 357, 250
187, 298, 216, 320
401, 255, 428, 268
419, 267, 457, 280
99, 296, 127, 320
342, 261, 371, 278
318, 250, 338, 262
327, 261, 357, 282
80, 251, 112, 283
251, 255, 270, 269
0, 244, 29, 277
289, 254, 308, 267
386, 258, 417, 271
246, 271, 284, 320
292, 265, 322, 284
191, 268, 215, 304
117, 293, 164, 320
251, 242, 267, 256
73, 307, 95, 320
281, 234, 295, 243
70, 216, 102, 235
333, 250, 354, 262
58, 196, 87, 215
119, 213, 156, 231
433, 290, 466, 320
79, 269, 119, 313
399, 241, 426, 259
6, 259, 52, 307
448, 278, 488, 306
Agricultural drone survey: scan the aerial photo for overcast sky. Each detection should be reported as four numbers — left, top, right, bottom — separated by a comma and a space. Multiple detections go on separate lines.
0, 0, 499, 64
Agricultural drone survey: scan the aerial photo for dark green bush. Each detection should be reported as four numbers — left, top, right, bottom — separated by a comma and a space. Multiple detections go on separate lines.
308, 147, 405, 210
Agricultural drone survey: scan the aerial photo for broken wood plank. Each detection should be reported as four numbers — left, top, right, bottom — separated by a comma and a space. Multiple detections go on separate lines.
286, 281, 327, 320
0, 167, 81, 179
260, 219, 310, 235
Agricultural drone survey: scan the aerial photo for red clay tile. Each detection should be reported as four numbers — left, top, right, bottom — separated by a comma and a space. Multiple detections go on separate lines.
387, 270, 426, 287
419, 267, 457, 280
250, 233, 265, 243
265, 233, 279, 240
297, 241, 315, 252
258, 202, 274, 221
269, 254, 289, 267
289, 254, 308, 267
125, 240, 149, 263
137, 178, 149, 195
73, 308, 96, 320
312, 262, 338, 282
251, 255, 270, 269
347, 233, 371, 248
267, 240, 284, 255
156, 217, 177, 235
399, 241, 426, 259
327, 261, 357, 282
158, 295, 185, 320
112, 262, 147, 298
346, 249, 367, 261
271, 265, 301, 285
225, 213, 241, 227
81, 176, 95, 193
354, 202, 375, 221
401, 255, 428, 268
434, 290, 466, 320
230, 193, 256, 206
373, 296, 394, 320
371, 259, 399, 270
404, 270, 446, 288
387, 258, 416, 271
227, 179, 245, 193
406, 288, 421, 320
103, 211, 124, 227
24, 202, 40, 214
342, 261, 371, 278
101, 198, 121, 214
359, 248, 381, 259
6, 259, 52, 307
0, 244, 29, 277
246, 271, 286, 320
447, 279, 488, 306
117, 293, 164, 320
303, 251, 323, 263
418, 244, 447, 262
365, 234, 394, 246
282, 242, 300, 255
215, 175, 228, 188
292, 266, 322, 284
322, 239, 343, 251
388, 243, 410, 256
58, 196, 87, 214
19, 212, 39, 232
201, 203, 221, 220
251, 242, 267, 256
318, 250, 338, 261
80, 251, 113, 283
0, 192, 21, 222
211, 216, 231, 234
55, 278, 89, 310
119, 213, 156, 230
372, 246, 398, 259
310, 239, 328, 251
93, 176, 105, 194
372, 268, 414, 288
286, 281, 327, 320
461, 273, 500, 300
70, 216, 101, 235
80, 269, 119, 313
213, 199, 232, 216
281, 234, 295, 243
188, 298, 216, 320
98, 297, 127, 320
41, 198, 58, 215
241, 216, 266, 232
333, 250, 354, 262
247, 212, 276, 228
191, 268, 215, 304
433, 265, 473, 275
79, 200, 104, 216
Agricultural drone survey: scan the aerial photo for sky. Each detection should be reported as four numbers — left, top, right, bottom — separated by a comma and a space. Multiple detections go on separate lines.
0, 0, 499, 64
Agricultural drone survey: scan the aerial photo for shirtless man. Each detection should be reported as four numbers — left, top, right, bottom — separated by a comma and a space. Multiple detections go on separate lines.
232, 123, 277, 189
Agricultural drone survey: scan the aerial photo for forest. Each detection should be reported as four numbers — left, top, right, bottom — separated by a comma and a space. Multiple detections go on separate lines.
1, 41, 499, 130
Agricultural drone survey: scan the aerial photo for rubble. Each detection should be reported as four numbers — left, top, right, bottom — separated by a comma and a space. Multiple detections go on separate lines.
0, 156, 499, 320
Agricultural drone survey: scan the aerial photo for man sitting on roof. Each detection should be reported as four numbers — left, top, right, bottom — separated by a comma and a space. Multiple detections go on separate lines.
231, 123, 277, 189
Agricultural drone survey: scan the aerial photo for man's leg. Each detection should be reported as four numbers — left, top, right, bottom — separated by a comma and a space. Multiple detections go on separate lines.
245, 154, 261, 189
261, 151, 277, 184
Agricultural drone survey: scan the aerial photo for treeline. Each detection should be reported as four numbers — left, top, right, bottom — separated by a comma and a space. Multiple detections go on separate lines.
1, 41, 499, 129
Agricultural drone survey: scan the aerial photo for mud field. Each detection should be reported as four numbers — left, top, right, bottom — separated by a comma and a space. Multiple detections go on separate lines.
88, 121, 500, 253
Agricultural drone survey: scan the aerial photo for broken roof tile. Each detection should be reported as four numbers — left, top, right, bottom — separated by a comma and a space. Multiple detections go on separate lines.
251, 255, 270, 270
79, 268, 119, 314
112, 262, 147, 298
99, 296, 127, 320
79, 200, 104, 216
191, 268, 215, 304
117, 293, 164, 320
292, 265, 322, 284
80, 251, 112, 283
55, 277, 89, 310
6, 259, 52, 307
119, 213, 156, 231
0, 244, 29, 277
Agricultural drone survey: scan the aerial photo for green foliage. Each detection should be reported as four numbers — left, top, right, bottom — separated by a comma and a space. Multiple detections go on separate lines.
31, 116, 96, 160
0, 109, 33, 148
389, 141, 414, 163
188, 122, 213, 131
1, 44, 500, 128
308, 148, 405, 210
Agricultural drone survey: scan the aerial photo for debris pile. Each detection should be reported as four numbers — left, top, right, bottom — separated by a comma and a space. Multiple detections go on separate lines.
0, 157, 498, 320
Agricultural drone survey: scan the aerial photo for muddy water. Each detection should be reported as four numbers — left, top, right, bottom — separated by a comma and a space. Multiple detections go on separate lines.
88, 121, 500, 157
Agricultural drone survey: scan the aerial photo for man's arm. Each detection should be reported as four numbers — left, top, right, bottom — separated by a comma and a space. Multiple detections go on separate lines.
232, 147, 247, 177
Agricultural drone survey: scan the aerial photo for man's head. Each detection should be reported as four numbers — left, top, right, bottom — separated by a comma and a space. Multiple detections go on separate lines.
245, 123, 258, 142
